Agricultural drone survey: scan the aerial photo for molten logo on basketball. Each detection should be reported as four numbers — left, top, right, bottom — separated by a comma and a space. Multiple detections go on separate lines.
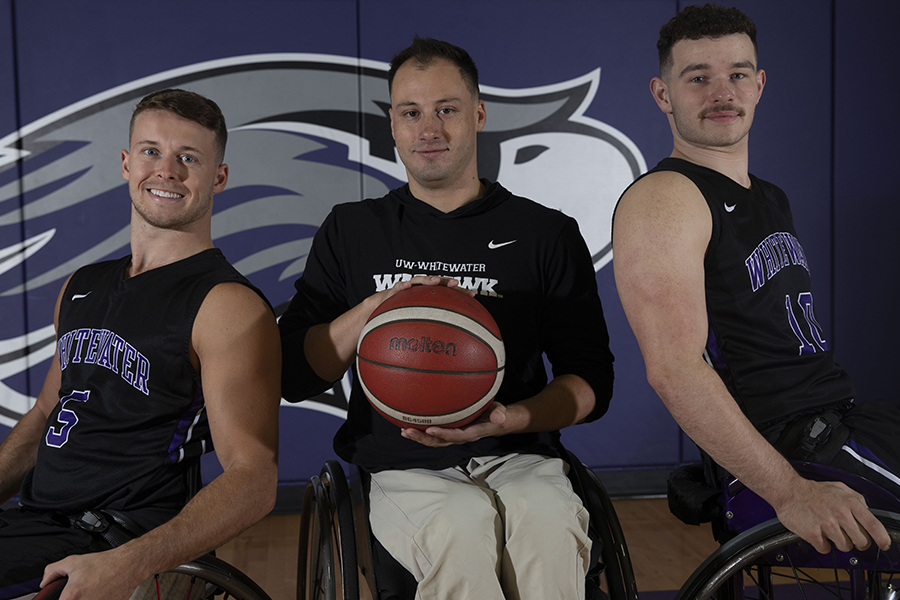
389, 336, 458, 356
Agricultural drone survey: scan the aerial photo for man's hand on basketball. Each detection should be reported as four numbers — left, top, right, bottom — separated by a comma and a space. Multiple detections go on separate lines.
773, 478, 890, 554
402, 402, 508, 447
385, 275, 475, 300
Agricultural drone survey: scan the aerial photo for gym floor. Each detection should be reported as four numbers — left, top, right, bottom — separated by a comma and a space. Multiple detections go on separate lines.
215, 496, 721, 600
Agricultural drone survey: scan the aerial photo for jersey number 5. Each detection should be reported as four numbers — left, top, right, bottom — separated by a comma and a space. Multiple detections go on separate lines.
46, 390, 91, 448
786, 292, 828, 355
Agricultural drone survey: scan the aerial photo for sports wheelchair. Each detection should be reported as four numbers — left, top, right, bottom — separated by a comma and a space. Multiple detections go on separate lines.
297, 450, 639, 600
669, 460, 900, 600
34, 554, 271, 600
31, 459, 272, 600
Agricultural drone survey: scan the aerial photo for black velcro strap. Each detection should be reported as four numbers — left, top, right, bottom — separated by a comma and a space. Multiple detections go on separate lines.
71, 510, 134, 548
667, 463, 721, 525
775, 409, 850, 464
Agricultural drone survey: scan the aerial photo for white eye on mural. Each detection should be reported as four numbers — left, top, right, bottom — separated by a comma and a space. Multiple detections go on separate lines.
498, 132, 638, 271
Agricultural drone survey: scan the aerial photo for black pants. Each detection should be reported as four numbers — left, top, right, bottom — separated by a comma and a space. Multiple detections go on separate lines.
831, 398, 900, 499
0, 508, 108, 599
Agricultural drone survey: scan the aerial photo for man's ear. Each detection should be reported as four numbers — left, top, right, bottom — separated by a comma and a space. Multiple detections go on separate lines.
650, 77, 673, 115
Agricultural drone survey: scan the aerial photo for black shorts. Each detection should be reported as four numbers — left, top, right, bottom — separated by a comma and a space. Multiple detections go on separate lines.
832, 398, 900, 499
0, 508, 107, 599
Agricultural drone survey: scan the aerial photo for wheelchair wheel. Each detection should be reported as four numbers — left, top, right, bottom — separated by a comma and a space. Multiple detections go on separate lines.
34, 555, 271, 600
296, 461, 359, 600
675, 510, 900, 600
297, 474, 335, 600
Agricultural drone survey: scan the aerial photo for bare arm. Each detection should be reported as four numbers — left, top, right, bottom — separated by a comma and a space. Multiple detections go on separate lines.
44, 282, 281, 600
0, 278, 70, 502
613, 171, 888, 554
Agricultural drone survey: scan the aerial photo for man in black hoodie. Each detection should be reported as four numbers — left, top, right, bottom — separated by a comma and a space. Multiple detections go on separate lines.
280, 37, 614, 600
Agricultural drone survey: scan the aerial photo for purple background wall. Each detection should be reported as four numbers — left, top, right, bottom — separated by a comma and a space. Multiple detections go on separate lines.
0, 0, 897, 507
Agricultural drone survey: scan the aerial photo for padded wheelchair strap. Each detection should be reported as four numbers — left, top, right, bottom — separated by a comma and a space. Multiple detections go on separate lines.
667, 463, 721, 525
70, 509, 137, 549
775, 409, 850, 464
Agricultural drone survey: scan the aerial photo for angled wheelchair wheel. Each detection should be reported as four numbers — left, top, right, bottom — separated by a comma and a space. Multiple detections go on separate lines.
562, 449, 639, 600
296, 461, 359, 600
34, 555, 271, 600
675, 510, 900, 600
162, 554, 273, 599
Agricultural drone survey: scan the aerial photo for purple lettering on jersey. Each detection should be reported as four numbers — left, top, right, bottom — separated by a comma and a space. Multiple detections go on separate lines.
70, 328, 92, 363
745, 252, 766, 292
96, 329, 114, 370
55, 328, 152, 395
781, 233, 801, 266
759, 243, 776, 280
745, 232, 811, 292
133, 352, 150, 396
109, 335, 125, 374
83, 329, 104, 364
122, 343, 136, 385
57, 332, 71, 371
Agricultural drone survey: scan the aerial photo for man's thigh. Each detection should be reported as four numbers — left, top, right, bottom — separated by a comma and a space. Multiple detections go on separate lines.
368, 464, 500, 552
0, 508, 105, 598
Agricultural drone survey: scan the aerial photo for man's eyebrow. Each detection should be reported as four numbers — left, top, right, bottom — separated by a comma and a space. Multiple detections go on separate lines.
679, 60, 756, 78
134, 140, 205, 154
730, 60, 756, 70
679, 62, 711, 78
394, 97, 463, 108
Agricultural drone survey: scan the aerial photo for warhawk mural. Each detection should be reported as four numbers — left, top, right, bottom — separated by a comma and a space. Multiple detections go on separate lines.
0, 53, 645, 429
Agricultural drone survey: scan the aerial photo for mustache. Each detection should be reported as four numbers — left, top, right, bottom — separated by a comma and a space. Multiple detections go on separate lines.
700, 104, 746, 118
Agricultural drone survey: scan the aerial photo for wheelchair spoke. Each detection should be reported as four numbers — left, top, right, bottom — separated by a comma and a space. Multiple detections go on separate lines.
785, 551, 810, 600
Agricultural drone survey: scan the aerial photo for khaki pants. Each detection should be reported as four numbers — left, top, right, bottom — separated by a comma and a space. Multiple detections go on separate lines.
369, 454, 591, 600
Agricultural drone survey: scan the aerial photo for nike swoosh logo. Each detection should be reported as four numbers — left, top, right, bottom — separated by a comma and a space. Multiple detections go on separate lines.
724, 203, 736, 213
71, 292, 92, 301
488, 240, 517, 249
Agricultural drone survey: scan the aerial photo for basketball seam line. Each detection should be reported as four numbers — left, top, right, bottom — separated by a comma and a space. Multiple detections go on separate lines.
357, 356, 506, 376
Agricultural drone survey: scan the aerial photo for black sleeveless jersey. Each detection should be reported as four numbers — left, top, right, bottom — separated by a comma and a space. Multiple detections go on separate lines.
20, 248, 267, 529
638, 158, 855, 430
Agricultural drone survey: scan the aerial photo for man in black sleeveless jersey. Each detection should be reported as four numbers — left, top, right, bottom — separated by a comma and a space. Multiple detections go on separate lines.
0, 90, 280, 599
280, 38, 614, 599
613, 4, 900, 554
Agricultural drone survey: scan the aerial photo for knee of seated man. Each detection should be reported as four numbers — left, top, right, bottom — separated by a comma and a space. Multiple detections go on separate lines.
423, 481, 500, 536
410, 485, 503, 566
497, 473, 588, 540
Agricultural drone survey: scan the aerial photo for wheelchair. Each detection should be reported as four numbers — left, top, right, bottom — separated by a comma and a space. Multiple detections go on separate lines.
669, 460, 900, 600
31, 458, 273, 600
33, 555, 272, 600
297, 450, 639, 600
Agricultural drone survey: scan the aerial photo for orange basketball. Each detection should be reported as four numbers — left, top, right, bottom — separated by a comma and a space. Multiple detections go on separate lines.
356, 286, 505, 429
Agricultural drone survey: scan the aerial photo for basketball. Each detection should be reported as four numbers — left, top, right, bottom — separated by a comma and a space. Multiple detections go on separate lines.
356, 285, 505, 429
